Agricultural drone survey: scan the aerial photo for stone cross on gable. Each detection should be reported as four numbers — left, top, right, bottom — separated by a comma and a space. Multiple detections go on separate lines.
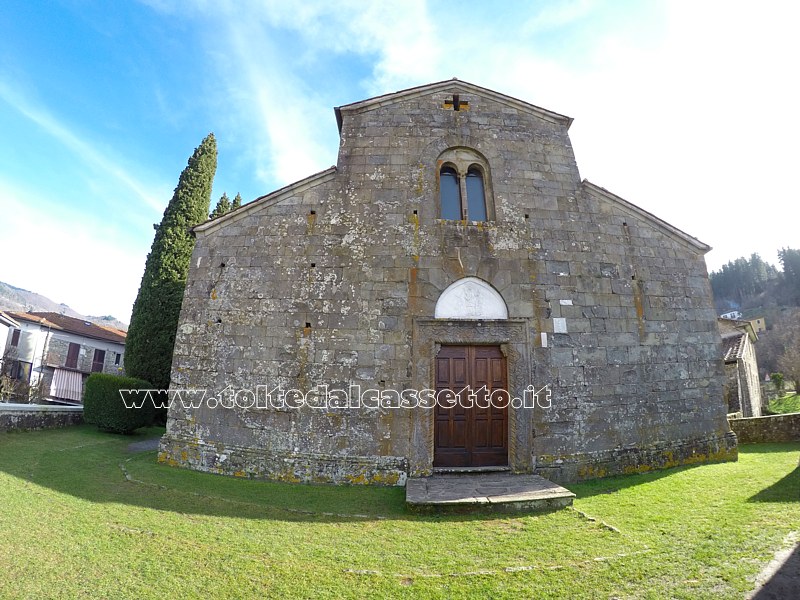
443, 94, 469, 111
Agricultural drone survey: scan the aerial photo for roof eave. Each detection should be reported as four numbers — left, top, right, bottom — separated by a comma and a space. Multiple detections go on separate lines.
60, 331, 126, 344
582, 180, 712, 254
7, 312, 59, 329
193, 166, 338, 236
8, 312, 126, 344
335, 106, 343, 133
0, 311, 20, 328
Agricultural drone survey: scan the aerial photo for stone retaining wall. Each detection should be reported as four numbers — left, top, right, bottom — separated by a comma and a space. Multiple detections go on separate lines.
0, 403, 84, 433
728, 413, 800, 444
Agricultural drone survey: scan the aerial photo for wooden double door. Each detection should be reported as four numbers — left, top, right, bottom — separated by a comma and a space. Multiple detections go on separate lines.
433, 345, 509, 468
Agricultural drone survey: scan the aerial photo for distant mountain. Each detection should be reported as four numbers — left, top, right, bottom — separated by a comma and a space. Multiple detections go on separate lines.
0, 281, 128, 331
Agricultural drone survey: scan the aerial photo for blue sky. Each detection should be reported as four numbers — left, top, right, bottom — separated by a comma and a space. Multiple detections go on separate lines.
1, 0, 798, 322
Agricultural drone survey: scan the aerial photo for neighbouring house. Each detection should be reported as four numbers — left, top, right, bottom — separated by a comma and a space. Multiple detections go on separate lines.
160, 79, 736, 485
720, 310, 742, 320
718, 318, 763, 417
1, 312, 126, 404
0, 311, 20, 373
746, 316, 766, 334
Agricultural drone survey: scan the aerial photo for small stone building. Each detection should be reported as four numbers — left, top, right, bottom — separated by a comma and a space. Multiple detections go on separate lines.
719, 318, 763, 417
160, 79, 737, 484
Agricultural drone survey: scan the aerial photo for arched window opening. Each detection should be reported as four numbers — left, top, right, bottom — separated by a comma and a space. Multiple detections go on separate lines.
465, 166, 487, 222
436, 148, 493, 222
439, 166, 462, 220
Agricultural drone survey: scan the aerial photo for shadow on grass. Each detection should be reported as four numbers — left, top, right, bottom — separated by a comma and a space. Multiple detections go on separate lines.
739, 443, 800, 454
751, 542, 800, 598
748, 465, 800, 503
560, 443, 800, 500
1, 425, 582, 524
0, 425, 414, 523
0, 426, 592, 524
570, 461, 723, 499
3, 426, 797, 522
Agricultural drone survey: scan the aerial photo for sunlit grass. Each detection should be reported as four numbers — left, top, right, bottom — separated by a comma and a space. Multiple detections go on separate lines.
769, 393, 800, 414
0, 426, 797, 598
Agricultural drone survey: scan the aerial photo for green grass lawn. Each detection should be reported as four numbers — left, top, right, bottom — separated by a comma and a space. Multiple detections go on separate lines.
769, 393, 800, 414
0, 426, 798, 599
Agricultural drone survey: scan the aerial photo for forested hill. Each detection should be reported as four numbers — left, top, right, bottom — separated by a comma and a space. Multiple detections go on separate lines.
710, 248, 800, 382
710, 248, 800, 314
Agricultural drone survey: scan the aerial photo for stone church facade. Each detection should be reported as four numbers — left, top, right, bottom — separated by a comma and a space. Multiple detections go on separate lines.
159, 80, 737, 484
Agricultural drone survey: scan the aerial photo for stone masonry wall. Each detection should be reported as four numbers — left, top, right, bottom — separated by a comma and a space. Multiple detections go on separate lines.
729, 413, 800, 444
46, 336, 124, 376
724, 362, 741, 414
0, 405, 84, 433
161, 83, 735, 484
739, 336, 763, 417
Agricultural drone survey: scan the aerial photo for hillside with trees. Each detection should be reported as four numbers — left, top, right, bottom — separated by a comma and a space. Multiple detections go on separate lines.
710, 248, 800, 381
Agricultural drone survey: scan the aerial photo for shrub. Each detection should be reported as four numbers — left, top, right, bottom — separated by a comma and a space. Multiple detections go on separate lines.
83, 373, 156, 434
770, 372, 785, 393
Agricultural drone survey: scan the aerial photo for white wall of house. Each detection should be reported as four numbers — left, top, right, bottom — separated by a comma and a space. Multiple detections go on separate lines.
0, 319, 16, 376
4, 321, 51, 388
720, 310, 743, 320
4, 319, 126, 403
0, 322, 12, 368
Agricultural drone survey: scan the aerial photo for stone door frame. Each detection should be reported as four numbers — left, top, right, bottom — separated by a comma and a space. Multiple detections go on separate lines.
409, 318, 532, 476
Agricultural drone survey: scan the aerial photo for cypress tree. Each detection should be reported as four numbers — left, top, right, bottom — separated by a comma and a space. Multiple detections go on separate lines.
125, 133, 217, 389
232, 192, 242, 210
210, 192, 231, 219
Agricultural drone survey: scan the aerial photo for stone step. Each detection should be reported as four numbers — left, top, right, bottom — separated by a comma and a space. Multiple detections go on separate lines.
433, 465, 511, 474
406, 472, 575, 514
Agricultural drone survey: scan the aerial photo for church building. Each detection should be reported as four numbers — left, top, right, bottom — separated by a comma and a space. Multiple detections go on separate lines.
159, 79, 737, 484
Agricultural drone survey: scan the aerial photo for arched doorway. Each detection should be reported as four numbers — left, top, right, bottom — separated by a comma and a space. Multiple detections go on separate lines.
433, 278, 509, 468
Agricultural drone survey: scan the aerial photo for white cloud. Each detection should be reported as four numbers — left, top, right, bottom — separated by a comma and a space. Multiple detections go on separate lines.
521, 0, 597, 34
563, 0, 800, 271
4, 0, 792, 330
196, 3, 336, 186
400, 0, 798, 272
0, 81, 167, 213
224, 0, 439, 92
148, 0, 440, 188
0, 180, 147, 321
148, 0, 798, 273
340, 2, 440, 94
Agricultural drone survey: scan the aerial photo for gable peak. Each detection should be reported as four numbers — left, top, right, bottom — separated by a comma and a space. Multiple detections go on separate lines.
334, 78, 573, 132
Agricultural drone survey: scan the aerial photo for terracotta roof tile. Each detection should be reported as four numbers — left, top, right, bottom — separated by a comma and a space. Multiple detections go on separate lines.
7, 311, 126, 344
721, 332, 746, 362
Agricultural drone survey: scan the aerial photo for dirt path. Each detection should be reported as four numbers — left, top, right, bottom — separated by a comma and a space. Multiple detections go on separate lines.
126, 437, 161, 453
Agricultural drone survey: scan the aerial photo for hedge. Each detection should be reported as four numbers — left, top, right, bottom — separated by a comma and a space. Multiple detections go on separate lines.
82, 373, 156, 434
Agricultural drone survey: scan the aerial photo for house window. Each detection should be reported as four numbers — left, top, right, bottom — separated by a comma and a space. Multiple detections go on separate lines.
10, 360, 31, 382
114, 352, 121, 366
437, 147, 492, 221
66, 343, 80, 369
92, 349, 106, 373
10, 329, 20, 347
